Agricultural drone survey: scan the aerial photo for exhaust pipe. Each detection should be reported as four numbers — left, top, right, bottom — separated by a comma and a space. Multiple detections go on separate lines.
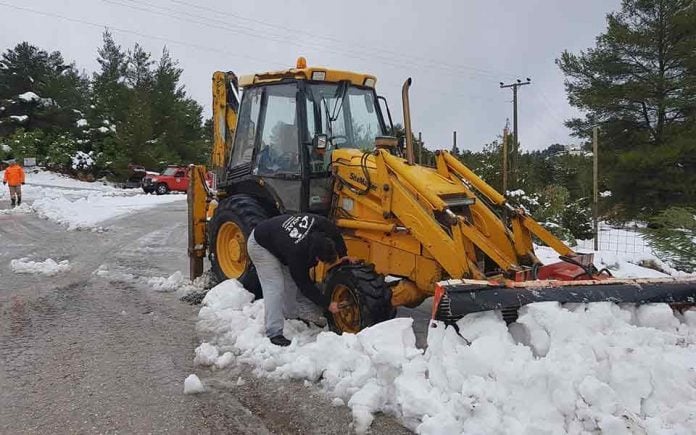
401, 78, 415, 165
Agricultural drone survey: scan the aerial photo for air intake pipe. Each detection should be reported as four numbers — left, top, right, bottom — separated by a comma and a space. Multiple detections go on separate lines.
401, 78, 415, 165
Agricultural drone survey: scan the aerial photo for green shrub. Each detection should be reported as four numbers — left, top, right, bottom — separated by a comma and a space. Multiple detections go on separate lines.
642, 207, 696, 273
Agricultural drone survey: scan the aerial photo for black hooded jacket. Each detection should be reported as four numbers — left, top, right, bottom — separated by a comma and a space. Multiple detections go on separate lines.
253, 213, 348, 308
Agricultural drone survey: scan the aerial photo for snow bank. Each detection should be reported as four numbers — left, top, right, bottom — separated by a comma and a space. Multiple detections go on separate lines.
95, 266, 207, 298
0, 169, 185, 230
31, 192, 184, 230
10, 258, 71, 275
196, 280, 696, 434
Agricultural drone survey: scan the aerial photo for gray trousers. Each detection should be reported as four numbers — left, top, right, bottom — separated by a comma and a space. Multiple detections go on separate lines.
247, 230, 299, 338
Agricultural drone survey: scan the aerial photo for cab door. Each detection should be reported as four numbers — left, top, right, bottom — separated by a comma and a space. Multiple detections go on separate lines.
174, 169, 187, 191
252, 83, 304, 212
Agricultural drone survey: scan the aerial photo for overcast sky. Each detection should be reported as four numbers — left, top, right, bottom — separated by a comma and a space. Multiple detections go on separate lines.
0, 0, 620, 151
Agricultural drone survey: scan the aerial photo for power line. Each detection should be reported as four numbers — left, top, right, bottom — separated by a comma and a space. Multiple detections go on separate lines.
0, 0, 506, 106
109, 0, 515, 82
161, 0, 518, 80
0, 1, 286, 70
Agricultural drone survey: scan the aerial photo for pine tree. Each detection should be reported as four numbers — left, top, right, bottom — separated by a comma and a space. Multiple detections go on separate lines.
0, 42, 88, 139
557, 0, 696, 218
91, 31, 128, 124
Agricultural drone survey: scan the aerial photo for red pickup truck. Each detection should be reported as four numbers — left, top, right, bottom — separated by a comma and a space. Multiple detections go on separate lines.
142, 166, 213, 195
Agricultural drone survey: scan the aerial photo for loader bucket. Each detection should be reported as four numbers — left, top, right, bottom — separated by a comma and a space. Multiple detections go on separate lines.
432, 276, 696, 323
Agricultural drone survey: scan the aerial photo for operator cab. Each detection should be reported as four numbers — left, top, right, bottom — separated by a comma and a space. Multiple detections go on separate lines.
223, 58, 394, 214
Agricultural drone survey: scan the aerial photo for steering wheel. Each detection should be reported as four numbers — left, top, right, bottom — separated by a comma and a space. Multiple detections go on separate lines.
277, 151, 300, 170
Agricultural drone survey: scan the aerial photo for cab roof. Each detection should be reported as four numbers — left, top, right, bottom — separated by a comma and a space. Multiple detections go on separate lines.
238, 57, 377, 89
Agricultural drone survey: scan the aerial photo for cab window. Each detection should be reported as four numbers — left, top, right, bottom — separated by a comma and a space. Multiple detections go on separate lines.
256, 84, 300, 176
230, 87, 262, 167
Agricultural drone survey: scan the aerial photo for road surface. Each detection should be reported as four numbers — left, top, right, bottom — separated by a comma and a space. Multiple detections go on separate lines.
0, 200, 414, 434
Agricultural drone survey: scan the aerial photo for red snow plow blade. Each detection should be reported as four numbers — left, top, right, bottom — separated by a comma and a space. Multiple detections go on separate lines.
432, 264, 696, 323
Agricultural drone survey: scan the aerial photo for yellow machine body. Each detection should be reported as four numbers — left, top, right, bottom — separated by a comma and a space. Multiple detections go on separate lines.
189, 58, 696, 332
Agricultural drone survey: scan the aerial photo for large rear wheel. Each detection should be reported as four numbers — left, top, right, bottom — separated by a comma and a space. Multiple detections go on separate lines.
209, 194, 270, 298
324, 264, 395, 334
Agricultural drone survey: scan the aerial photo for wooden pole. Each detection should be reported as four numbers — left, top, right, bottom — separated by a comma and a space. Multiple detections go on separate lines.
593, 126, 599, 251
418, 131, 422, 164
502, 126, 509, 194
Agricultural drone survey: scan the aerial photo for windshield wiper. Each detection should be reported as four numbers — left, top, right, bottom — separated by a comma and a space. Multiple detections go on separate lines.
329, 81, 349, 122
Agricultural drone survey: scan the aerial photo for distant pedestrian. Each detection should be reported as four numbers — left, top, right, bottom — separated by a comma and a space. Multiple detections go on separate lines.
3, 158, 25, 207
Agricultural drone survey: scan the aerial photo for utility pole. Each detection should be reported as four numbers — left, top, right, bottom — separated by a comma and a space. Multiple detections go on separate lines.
418, 131, 422, 164
502, 121, 510, 194
453, 131, 457, 154
593, 126, 599, 251
500, 78, 531, 188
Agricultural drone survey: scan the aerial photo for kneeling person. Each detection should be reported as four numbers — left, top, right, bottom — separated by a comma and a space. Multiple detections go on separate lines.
247, 213, 347, 347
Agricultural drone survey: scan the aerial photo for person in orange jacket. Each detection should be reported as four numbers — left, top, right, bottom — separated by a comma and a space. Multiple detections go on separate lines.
3, 158, 26, 207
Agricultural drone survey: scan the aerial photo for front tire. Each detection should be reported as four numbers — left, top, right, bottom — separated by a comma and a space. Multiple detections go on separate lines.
155, 183, 169, 195
324, 263, 395, 334
208, 194, 270, 298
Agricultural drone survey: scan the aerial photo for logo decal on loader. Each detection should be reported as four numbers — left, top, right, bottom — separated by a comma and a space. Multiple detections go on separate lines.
349, 172, 376, 190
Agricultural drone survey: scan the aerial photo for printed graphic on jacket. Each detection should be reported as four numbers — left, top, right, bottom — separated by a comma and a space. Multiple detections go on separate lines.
281, 215, 315, 244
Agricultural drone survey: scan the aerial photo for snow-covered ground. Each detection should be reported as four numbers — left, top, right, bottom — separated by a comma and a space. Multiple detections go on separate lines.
192, 227, 695, 433
0, 168, 184, 230
536, 223, 695, 279
195, 280, 696, 434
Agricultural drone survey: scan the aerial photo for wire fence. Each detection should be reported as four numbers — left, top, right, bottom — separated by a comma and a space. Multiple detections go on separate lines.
575, 223, 653, 255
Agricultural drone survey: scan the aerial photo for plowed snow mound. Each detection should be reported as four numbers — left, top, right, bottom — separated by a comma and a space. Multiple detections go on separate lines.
195, 279, 696, 434
10, 257, 71, 275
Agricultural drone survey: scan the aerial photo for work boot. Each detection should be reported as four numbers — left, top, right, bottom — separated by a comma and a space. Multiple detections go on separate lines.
10, 198, 15, 208
16, 196, 21, 206
269, 335, 291, 347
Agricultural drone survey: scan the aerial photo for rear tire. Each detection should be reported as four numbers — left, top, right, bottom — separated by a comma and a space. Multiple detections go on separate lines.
208, 194, 270, 299
155, 183, 169, 195
324, 263, 395, 334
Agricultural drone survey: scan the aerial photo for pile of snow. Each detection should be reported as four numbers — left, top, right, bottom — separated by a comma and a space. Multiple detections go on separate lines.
147, 271, 207, 296
183, 374, 205, 394
76, 118, 88, 127
9, 115, 28, 122
10, 258, 71, 276
32, 192, 183, 230
94, 266, 206, 297
195, 280, 696, 434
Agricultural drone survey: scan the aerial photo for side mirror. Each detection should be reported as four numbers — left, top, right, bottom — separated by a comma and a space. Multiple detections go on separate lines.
312, 134, 328, 150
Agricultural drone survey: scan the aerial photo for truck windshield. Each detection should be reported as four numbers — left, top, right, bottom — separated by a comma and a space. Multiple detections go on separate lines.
162, 168, 178, 176
305, 83, 384, 152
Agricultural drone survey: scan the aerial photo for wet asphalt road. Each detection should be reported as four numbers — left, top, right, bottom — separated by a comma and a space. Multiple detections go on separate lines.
0, 200, 414, 434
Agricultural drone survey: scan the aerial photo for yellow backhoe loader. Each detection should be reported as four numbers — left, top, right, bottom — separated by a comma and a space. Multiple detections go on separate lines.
188, 57, 696, 333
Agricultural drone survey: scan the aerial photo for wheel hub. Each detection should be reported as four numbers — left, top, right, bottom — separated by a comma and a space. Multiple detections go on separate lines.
216, 222, 247, 278
331, 284, 361, 334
